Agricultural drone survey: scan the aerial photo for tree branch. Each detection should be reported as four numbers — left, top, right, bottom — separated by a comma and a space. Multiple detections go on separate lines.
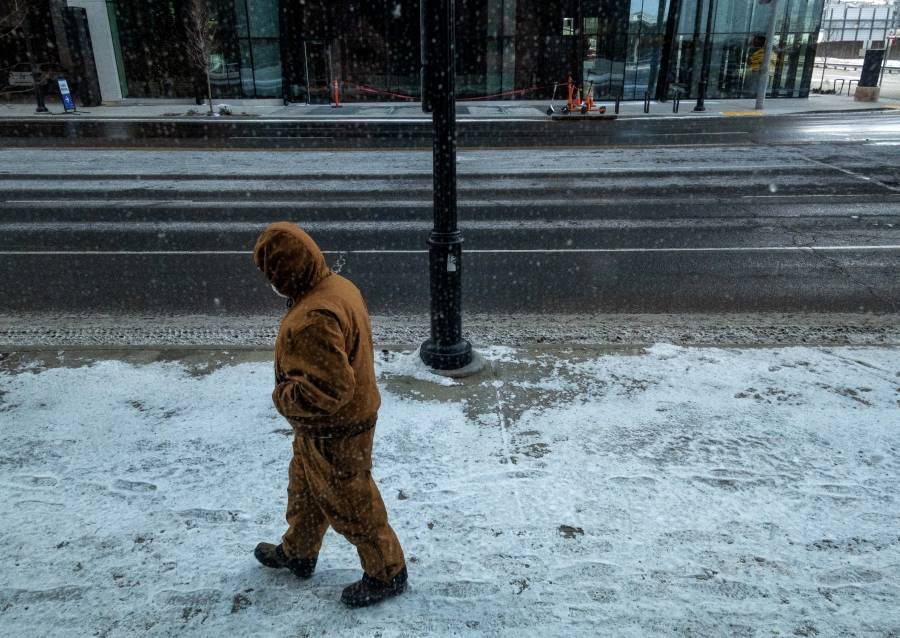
0, 0, 30, 40
184, 0, 217, 114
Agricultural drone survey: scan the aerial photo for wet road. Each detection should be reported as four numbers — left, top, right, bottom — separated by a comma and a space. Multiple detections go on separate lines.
2, 109, 900, 149
1, 126, 899, 314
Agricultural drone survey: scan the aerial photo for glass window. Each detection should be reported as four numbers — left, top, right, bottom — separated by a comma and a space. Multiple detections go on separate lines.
641, 0, 663, 25
249, 39, 282, 97
487, 0, 502, 38
209, 49, 243, 98
248, 0, 279, 38
232, 0, 283, 98
501, 37, 516, 91
804, 0, 825, 31
238, 39, 255, 96
502, 0, 517, 37
234, 0, 248, 33
677, 0, 700, 33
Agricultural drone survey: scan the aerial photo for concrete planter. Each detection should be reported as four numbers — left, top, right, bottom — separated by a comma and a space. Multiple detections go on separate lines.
854, 85, 880, 102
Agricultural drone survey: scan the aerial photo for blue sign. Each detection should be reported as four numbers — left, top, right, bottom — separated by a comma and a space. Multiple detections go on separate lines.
57, 78, 75, 112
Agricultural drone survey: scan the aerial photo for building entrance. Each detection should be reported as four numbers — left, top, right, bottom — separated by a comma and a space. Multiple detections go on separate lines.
302, 40, 334, 104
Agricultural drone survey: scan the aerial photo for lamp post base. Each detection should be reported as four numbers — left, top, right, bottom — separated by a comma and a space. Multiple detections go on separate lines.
420, 338, 478, 374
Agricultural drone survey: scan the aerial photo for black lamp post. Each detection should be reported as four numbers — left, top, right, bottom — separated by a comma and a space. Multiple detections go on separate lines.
419, 0, 474, 371
24, 9, 49, 114
694, 0, 717, 112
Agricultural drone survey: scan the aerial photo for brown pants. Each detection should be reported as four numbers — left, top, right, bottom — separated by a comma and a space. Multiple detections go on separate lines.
281, 427, 406, 583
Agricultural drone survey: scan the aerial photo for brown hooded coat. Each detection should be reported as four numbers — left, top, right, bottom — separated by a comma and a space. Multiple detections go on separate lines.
253, 222, 405, 582
253, 221, 380, 438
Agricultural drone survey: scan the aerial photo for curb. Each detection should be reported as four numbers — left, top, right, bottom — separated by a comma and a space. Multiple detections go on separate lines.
1, 105, 898, 123
613, 105, 900, 120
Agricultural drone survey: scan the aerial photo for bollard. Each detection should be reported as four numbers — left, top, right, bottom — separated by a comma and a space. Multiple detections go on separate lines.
332, 80, 341, 108
644, 91, 650, 113
615, 94, 621, 114
672, 90, 680, 113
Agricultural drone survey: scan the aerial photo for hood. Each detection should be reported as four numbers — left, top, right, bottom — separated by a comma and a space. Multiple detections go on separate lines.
253, 222, 332, 300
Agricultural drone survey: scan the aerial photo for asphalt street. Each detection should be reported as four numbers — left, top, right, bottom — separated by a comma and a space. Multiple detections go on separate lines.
1, 112, 899, 314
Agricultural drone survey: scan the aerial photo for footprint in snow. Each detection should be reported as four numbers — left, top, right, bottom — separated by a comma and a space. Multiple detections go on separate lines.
112, 479, 158, 493
11, 475, 58, 488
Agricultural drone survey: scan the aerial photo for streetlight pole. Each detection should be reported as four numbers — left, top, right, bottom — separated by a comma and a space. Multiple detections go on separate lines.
419, 0, 475, 372
879, 1, 897, 87
24, 8, 49, 114
693, 0, 717, 112
755, 0, 780, 110
818, 29, 829, 92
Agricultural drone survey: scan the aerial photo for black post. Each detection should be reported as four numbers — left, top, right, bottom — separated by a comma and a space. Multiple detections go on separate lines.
25, 9, 49, 114
644, 91, 650, 113
419, 0, 473, 371
693, 0, 716, 112
615, 93, 621, 114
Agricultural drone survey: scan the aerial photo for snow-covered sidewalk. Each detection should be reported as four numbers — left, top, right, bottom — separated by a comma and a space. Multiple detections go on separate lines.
1, 344, 898, 637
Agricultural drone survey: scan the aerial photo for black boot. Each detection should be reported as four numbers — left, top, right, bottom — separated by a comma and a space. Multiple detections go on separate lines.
341, 566, 408, 608
254, 543, 316, 579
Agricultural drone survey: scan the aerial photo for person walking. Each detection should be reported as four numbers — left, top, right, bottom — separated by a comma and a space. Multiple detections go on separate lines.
746, 34, 767, 97
251, 221, 407, 608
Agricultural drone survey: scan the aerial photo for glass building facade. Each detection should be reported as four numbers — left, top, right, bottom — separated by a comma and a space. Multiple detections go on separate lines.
112, 0, 281, 99
661, 0, 825, 100
105, 0, 825, 102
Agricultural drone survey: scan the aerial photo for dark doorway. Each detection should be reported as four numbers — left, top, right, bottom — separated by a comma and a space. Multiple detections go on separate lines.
302, 39, 333, 104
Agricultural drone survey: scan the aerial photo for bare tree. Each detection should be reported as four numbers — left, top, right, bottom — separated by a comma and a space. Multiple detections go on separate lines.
185, 0, 218, 115
1, 0, 48, 112
0, 0, 29, 40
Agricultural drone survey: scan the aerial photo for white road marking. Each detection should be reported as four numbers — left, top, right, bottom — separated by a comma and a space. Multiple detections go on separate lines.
624, 131, 749, 137
742, 194, 845, 199
2, 246, 899, 256
229, 136, 334, 141
797, 153, 900, 193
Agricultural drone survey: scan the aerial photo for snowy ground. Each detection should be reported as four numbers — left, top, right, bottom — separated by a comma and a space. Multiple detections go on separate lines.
816, 58, 900, 70
812, 59, 900, 98
1, 344, 899, 637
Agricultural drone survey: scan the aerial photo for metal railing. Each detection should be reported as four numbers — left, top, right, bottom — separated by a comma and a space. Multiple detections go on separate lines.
830, 78, 862, 95
814, 61, 900, 74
